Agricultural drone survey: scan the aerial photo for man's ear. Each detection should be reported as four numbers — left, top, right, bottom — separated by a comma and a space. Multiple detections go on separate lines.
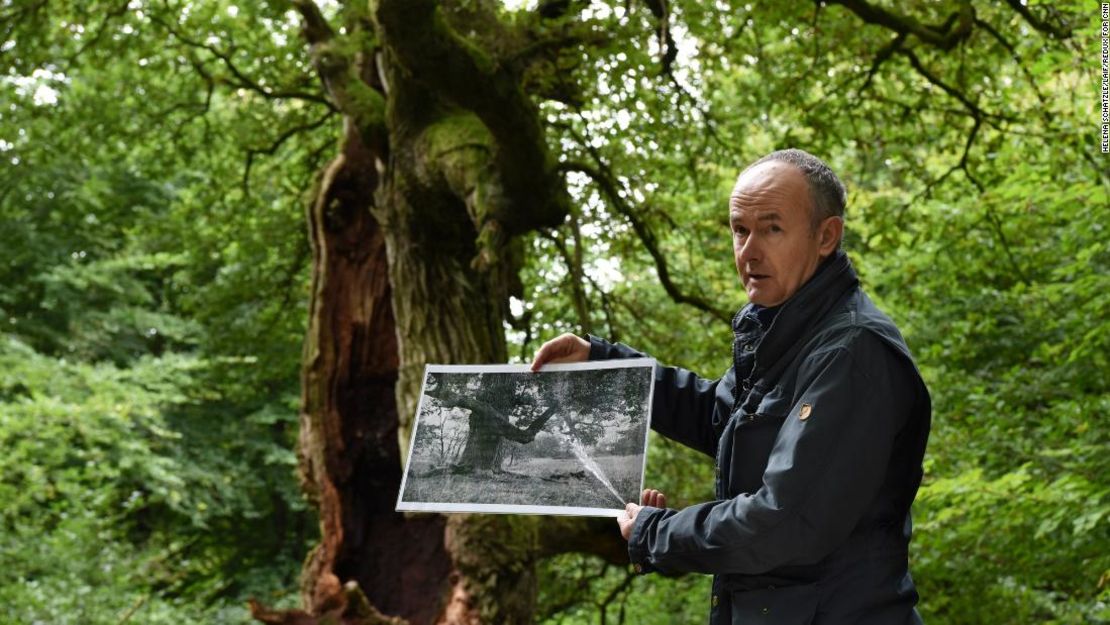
818, 216, 843, 256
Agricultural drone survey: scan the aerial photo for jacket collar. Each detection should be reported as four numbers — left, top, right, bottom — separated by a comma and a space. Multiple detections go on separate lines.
735, 249, 859, 382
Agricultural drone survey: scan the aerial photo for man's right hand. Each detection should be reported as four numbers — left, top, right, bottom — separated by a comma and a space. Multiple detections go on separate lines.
530, 333, 590, 371
618, 489, 668, 540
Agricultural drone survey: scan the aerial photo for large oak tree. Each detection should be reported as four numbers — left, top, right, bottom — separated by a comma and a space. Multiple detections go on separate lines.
2, 0, 1102, 623
248, 1, 1098, 623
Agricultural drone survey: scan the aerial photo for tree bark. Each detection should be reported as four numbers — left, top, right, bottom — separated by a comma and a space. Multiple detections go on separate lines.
251, 3, 628, 623
249, 116, 455, 625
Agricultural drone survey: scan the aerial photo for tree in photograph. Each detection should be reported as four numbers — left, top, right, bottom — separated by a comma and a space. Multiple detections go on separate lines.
424, 373, 559, 472
540, 368, 651, 450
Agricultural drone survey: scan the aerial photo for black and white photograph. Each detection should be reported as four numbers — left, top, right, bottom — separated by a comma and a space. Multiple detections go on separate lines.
397, 360, 655, 517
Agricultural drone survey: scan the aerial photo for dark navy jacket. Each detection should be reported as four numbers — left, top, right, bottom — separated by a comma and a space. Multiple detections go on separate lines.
588, 251, 930, 624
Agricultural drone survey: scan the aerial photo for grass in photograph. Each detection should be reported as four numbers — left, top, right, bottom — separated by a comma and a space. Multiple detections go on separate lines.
402, 454, 644, 510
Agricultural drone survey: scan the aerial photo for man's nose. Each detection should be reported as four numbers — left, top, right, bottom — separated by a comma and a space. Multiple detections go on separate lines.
736, 234, 760, 264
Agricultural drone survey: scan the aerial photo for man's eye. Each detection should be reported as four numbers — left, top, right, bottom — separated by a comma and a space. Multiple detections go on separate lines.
768, 224, 783, 233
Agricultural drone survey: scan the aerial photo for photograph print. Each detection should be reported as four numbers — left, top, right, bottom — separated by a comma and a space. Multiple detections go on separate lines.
397, 359, 655, 516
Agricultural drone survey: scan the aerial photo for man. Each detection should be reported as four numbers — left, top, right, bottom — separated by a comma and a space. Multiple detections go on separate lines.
531, 149, 930, 624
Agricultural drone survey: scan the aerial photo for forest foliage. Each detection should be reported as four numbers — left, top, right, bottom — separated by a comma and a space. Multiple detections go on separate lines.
1, 0, 1107, 623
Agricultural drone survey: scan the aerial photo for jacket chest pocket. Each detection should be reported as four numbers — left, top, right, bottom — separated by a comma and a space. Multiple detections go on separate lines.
727, 390, 792, 496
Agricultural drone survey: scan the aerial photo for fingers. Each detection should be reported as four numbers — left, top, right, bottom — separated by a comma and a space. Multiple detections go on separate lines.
529, 340, 554, 372
617, 502, 641, 541
530, 333, 590, 371
640, 488, 667, 508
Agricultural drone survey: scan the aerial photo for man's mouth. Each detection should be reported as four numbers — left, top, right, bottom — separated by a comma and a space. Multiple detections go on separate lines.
747, 273, 770, 283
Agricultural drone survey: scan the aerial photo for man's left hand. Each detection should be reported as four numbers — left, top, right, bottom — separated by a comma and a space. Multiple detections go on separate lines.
618, 489, 666, 541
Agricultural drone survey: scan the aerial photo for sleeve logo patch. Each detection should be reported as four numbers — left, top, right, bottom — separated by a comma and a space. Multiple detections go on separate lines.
798, 403, 812, 420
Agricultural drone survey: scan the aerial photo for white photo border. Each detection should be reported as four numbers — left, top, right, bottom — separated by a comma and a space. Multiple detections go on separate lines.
395, 358, 656, 517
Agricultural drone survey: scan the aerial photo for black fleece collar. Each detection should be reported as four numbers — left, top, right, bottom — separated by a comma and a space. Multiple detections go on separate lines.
737, 249, 860, 387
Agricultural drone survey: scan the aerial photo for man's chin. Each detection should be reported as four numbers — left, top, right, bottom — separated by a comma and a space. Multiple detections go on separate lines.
746, 289, 782, 307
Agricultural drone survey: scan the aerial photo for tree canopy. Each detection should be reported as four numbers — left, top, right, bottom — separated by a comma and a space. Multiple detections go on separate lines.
1, 0, 1106, 623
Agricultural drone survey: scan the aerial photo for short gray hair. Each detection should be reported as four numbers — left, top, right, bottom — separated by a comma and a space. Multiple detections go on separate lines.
744, 148, 847, 232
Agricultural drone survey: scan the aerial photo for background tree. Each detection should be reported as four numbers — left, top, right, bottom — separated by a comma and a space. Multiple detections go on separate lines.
1, 0, 1104, 624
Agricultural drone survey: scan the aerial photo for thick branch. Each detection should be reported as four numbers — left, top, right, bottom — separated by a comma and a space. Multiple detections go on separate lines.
561, 161, 731, 325
373, 0, 531, 136
897, 48, 1013, 123
536, 0, 574, 20
585, 273, 619, 342
539, 227, 593, 336
291, 0, 334, 45
537, 561, 613, 622
64, 0, 131, 66
596, 568, 636, 618
289, 0, 387, 147
537, 517, 627, 565
243, 110, 338, 195
643, 0, 677, 74
957, 116, 984, 194
373, 0, 566, 233
515, 404, 560, 442
153, 51, 218, 150
518, 34, 604, 65
824, 0, 974, 50
149, 10, 336, 111
973, 16, 1049, 108
893, 115, 983, 234
1003, 0, 1072, 39
859, 32, 906, 93
984, 206, 1030, 286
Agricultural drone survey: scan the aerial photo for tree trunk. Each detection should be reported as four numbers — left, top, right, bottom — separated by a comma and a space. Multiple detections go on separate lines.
458, 410, 506, 472
252, 117, 454, 625
444, 394, 558, 473
252, 53, 547, 625
251, 2, 629, 623
372, 66, 543, 622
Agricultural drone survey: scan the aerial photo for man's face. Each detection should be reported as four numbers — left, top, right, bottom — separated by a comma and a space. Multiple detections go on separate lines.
728, 161, 841, 307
